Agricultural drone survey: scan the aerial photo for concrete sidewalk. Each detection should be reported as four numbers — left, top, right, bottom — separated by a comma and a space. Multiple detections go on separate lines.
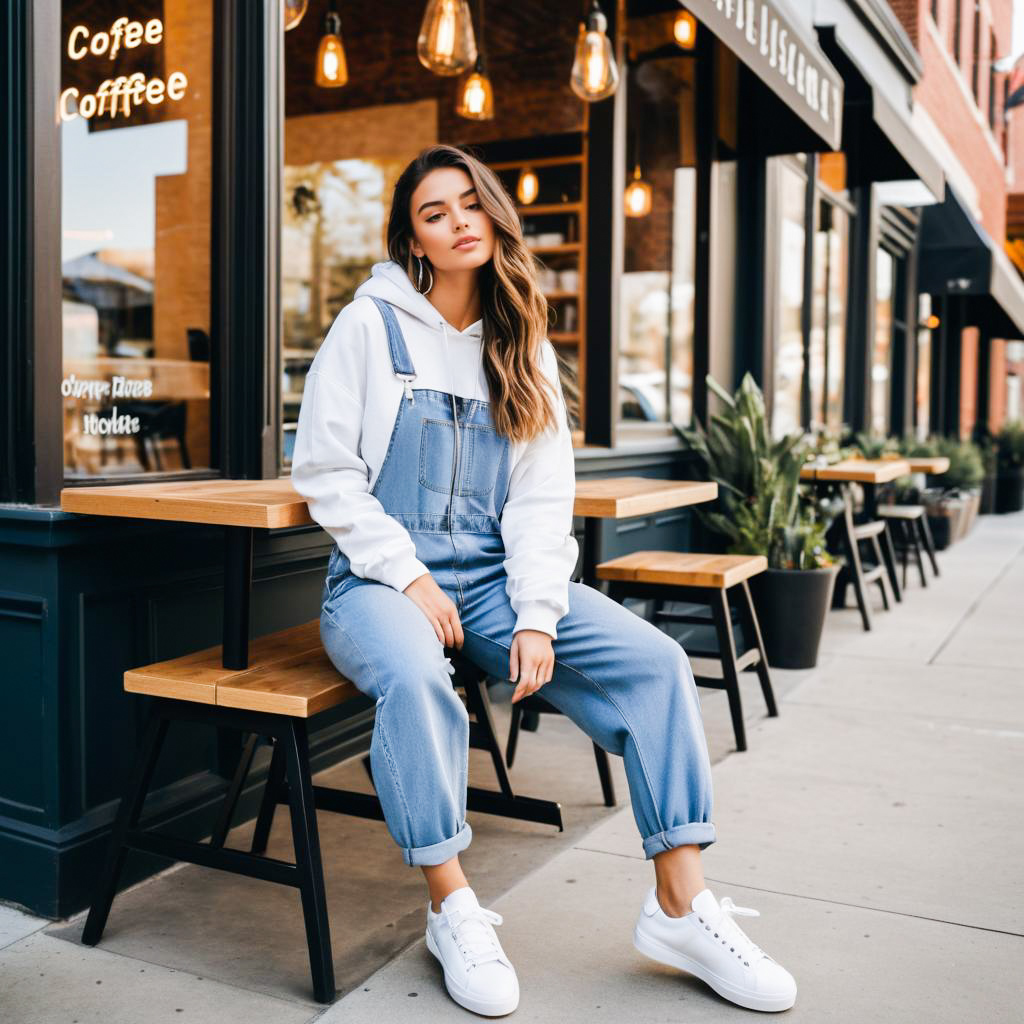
3, 513, 1022, 1022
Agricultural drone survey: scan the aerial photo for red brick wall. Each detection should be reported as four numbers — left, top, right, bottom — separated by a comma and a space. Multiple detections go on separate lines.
893, 1, 1017, 432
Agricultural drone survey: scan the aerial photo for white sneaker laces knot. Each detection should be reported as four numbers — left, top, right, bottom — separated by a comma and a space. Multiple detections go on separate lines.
447, 905, 506, 969
712, 897, 768, 964
720, 896, 759, 918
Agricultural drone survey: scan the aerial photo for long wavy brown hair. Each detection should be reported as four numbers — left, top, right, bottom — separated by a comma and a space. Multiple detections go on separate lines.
386, 144, 560, 444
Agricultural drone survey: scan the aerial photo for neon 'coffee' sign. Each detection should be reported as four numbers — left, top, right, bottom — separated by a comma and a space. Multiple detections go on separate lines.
59, 16, 189, 122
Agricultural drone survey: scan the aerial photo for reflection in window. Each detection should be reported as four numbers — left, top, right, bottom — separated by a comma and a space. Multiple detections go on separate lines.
282, 159, 403, 466
873, 247, 895, 435
772, 161, 807, 437
809, 199, 849, 432
60, 2, 212, 479
618, 44, 696, 427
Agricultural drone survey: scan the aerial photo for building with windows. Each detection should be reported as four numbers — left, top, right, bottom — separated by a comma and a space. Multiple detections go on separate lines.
2, 0, 1015, 917
889, 0, 1024, 437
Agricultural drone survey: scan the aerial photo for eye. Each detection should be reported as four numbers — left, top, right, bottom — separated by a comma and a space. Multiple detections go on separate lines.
426, 212, 442, 223
467, 202, 481, 210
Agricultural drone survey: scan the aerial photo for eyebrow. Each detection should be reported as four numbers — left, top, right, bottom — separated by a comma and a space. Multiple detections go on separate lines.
417, 186, 478, 216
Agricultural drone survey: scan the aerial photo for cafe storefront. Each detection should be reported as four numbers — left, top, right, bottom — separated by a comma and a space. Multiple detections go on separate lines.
2, 1, 918, 918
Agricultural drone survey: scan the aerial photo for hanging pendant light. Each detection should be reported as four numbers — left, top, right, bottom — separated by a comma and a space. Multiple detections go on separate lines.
456, 0, 493, 119
457, 57, 494, 119
672, 9, 697, 50
624, 164, 651, 218
418, 0, 477, 76
516, 166, 539, 205
284, 0, 308, 31
315, 3, 348, 87
570, 0, 619, 102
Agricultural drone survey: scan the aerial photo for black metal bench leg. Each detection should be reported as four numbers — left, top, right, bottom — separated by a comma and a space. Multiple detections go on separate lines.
865, 534, 891, 610
710, 590, 747, 753
738, 580, 778, 717
251, 737, 286, 855
879, 523, 903, 602
593, 743, 616, 806
282, 719, 336, 1004
462, 675, 515, 798
82, 707, 169, 946
839, 497, 873, 630
506, 703, 522, 767
918, 514, 940, 576
211, 732, 260, 849
909, 522, 927, 588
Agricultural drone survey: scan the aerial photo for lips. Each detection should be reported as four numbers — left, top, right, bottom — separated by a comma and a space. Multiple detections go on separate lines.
453, 236, 480, 249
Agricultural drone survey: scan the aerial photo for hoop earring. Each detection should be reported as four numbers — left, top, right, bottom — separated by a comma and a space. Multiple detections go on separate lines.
414, 255, 434, 294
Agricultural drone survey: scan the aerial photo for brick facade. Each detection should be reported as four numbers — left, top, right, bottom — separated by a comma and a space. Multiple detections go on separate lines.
893, 0, 1018, 434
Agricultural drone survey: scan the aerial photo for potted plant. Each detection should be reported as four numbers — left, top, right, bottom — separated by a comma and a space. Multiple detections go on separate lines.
679, 374, 839, 670
909, 437, 983, 547
994, 421, 1024, 513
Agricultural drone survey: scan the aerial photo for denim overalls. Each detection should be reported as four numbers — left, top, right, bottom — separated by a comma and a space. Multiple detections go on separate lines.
320, 296, 716, 867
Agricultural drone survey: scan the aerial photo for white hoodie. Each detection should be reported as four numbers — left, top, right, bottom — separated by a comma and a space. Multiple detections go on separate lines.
290, 259, 579, 640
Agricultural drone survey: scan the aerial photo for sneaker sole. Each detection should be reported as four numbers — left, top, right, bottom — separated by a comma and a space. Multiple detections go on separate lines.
425, 927, 520, 1017
633, 925, 796, 1013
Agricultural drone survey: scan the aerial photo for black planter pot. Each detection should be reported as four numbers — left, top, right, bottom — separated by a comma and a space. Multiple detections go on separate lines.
748, 566, 839, 670
995, 467, 1024, 514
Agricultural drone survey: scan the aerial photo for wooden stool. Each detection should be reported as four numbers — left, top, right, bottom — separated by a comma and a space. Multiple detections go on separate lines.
80, 622, 360, 1003
80, 622, 563, 1005
595, 552, 778, 753
879, 505, 940, 585
827, 490, 894, 630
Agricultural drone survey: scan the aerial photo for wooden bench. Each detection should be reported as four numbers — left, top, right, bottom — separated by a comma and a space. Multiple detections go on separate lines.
595, 552, 778, 753
81, 620, 563, 1005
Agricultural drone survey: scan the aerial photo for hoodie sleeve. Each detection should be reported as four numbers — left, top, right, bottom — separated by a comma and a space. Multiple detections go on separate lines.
500, 340, 580, 640
290, 305, 430, 595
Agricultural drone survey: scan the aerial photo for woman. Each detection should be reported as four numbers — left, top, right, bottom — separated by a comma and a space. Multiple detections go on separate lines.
291, 144, 796, 1016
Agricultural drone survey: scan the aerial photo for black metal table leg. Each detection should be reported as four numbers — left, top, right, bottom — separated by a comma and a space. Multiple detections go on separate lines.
582, 515, 601, 589
223, 525, 254, 670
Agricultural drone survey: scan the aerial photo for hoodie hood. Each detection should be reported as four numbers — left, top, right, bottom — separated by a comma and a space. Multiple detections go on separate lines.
354, 260, 483, 338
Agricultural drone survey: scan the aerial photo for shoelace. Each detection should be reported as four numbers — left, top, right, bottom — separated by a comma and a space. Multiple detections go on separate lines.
701, 896, 768, 965
446, 905, 506, 970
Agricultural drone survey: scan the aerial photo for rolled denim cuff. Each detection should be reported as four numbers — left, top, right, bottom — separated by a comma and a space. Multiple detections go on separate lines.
403, 820, 473, 867
642, 821, 717, 859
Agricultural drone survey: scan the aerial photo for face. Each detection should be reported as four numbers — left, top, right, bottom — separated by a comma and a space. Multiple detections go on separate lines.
408, 166, 495, 275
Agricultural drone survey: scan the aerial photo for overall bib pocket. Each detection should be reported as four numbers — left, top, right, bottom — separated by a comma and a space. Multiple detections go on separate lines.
419, 418, 501, 497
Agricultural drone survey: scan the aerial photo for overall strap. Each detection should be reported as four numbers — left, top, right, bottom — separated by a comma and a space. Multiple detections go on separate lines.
367, 296, 417, 379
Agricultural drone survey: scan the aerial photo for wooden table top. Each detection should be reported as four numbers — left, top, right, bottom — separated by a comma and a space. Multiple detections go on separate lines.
61, 478, 315, 529
572, 477, 717, 518
62, 474, 720, 528
905, 456, 950, 475
800, 458, 912, 484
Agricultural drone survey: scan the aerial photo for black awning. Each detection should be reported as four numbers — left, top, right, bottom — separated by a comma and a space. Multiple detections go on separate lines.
816, 26, 944, 200
683, 0, 843, 152
919, 185, 1024, 340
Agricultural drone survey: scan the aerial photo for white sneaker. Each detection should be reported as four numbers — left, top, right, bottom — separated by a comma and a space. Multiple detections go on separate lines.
633, 886, 797, 1012
425, 886, 520, 1016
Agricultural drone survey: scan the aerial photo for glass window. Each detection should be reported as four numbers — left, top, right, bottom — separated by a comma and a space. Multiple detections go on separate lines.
618, 45, 697, 427
872, 247, 896, 436
771, 161, 807, 437
61, 2, 213, 480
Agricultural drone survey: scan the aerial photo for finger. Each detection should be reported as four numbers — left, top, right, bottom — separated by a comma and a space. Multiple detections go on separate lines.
440, 616, 455, 649
509, 640, 519, 682
511, 681, 529, 704
430, 619, 446, 646
452, 614, 465, 650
